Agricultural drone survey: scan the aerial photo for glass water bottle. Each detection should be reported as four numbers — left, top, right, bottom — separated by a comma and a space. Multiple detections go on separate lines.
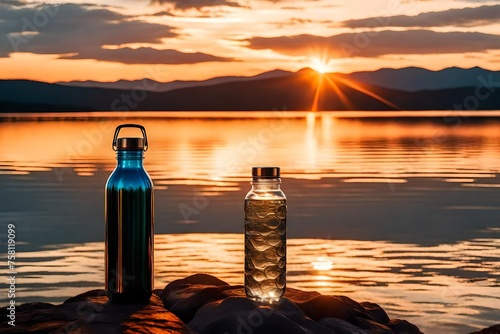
244, 167, 287, 303
105, 124, 154, 303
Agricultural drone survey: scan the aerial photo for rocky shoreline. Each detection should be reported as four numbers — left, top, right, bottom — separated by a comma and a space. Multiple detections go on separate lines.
1, 274, 499, 333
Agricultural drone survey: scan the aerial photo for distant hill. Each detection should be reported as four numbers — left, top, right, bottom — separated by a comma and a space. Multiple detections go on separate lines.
58, 66, 500, 93
343, 66, 500, 92
1, 68, 500, 111
57, 69, 293, 92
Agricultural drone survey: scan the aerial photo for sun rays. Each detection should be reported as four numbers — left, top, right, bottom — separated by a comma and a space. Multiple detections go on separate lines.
310, 57, 331, 74
311, 73, 324, 112
334, 75, 400, 110
305, 68, 400, 111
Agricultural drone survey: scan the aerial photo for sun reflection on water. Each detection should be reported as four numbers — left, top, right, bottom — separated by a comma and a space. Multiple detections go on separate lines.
1, 113, 500, 189
312, 256, 334, 271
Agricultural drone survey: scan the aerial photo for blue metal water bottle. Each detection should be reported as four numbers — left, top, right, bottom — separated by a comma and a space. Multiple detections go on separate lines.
105, 124, 154, 303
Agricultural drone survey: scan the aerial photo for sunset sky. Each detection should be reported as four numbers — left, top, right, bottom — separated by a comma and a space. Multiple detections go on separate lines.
1, 0, 500, 82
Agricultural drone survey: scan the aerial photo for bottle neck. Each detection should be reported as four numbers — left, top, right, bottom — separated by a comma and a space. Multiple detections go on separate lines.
251, 178, 281, 191
116, 150, 144, 168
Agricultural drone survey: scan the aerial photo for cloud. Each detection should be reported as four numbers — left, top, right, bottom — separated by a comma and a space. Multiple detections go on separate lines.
61, 47, 234, 64
289, 18, 313, 24
149, 10, 176, 16
341, 5, 500, 28
0, 3, 173, 53
150, 0, 241, 10
0, 2, 232, 64
0, 0, 24, 6
459, 0, 500, 2
149, 0, 315, 8
244, 30, 500, 58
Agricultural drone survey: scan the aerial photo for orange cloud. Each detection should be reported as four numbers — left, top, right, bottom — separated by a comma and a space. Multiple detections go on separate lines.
341, 5, 500, 28
245, 30, 500, 58
149, 0, 241, 10
0, 1, 232, 64
61, 47, 234, 64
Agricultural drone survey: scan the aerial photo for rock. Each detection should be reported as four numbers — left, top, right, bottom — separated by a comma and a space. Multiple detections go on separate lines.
1, 289, 192, 334
319, 317, 369, 334
159, 273, 243, 323
161, 274, 424, 334
360, 302, 390, 324
187, 296, 327, 334
387, 319, 425, 334
293, 295, 366, 323
0, 274, 431, 333
353, 317, 392, 333
284, 287, 322, 302
469, 324, 500, 334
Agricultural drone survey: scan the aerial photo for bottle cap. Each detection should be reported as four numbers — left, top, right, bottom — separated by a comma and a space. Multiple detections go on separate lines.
116, 137, 145, 151
112, 124, 148, 151
252, 167, 280, 179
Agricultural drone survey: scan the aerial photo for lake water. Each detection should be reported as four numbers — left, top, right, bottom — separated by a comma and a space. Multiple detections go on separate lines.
0, 111, 499, 333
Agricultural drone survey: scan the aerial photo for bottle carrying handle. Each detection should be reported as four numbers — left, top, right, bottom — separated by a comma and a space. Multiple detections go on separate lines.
112, 124, 148, 151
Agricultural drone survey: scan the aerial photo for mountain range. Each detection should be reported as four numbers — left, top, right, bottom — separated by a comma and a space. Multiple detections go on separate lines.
1, 66, 499, 112
340, 66, 500, 92
57, 66, 500, 93
57, 69, 293, 93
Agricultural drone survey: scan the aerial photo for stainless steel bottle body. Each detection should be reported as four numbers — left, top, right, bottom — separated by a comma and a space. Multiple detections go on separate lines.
105, 125, 153, 303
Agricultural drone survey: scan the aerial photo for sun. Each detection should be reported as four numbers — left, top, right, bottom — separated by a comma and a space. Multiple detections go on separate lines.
310, 57, 331, 74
